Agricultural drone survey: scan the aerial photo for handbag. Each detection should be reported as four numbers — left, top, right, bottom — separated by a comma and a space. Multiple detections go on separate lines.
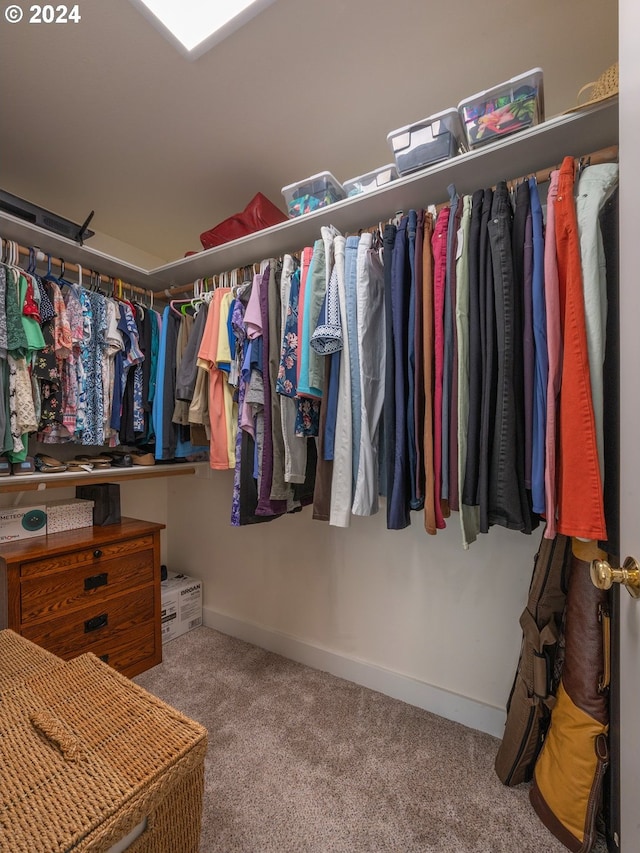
200, 192, 287, 249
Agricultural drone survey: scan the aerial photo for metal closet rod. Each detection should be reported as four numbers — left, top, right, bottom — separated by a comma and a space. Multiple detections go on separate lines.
5, 242, 155, 301
162, 144, 619, 300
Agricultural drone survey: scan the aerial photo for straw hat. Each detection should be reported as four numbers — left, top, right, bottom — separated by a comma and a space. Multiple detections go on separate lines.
564, 62, 618, 113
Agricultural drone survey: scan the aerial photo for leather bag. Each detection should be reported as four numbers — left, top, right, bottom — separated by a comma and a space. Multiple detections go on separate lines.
530, 541, 610, 853
495, 531, 572, 786
200, 193, 287, 249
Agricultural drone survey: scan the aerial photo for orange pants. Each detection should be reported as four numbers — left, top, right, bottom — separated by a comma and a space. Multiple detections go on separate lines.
554, 157, 607, 540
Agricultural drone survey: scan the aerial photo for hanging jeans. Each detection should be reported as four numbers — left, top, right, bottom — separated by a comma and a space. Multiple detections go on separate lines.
462, 189, 484, 508
387, 217, 411, 530
477, 187, 495, 534
555, 157, 606, 541
487, 182, 532, 532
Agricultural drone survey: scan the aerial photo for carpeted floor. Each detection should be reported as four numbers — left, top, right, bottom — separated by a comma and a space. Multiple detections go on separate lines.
134, 627, 606, 853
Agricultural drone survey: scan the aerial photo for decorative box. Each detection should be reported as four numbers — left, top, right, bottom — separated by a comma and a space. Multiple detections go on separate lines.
458, 67, 544, 149
343, 164, 398, 197
281, 171, 346, 218
387, 108, 467, 175
45, 498, 94, 534
0, 505, 47, 542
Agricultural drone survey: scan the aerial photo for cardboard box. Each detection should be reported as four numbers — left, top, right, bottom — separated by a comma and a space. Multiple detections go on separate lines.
161, 572, 203, 644
0, 506, 48, 542
45, 499, 94, 534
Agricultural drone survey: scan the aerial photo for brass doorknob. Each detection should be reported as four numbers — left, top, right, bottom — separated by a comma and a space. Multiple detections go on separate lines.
590, 557, 640, 599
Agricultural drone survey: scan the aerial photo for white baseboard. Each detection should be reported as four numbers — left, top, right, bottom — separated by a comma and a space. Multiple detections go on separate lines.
203, 606, 506, 739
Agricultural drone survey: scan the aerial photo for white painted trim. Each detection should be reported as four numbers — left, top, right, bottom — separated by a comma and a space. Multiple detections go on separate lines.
203, 605, 506, 739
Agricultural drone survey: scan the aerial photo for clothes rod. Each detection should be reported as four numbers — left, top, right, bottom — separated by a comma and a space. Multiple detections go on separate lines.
1, 240, 156, 300
161, 144, 619, 300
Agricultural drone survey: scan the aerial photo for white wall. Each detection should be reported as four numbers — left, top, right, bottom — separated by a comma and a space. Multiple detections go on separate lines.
168, 470, 540, 736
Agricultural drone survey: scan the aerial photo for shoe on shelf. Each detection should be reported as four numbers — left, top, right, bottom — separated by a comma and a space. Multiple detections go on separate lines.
131, 451, 155, 466
34, 454, 68, 474
106, 451, 133, 468
75, 454, 112, 470
11, 457, 36, 475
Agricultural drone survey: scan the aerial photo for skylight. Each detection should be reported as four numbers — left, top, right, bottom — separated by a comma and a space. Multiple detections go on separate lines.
130, 0, 276, 58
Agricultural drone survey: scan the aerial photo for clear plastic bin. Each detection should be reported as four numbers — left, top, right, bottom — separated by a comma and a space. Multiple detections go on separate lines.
343, 164, 398, 197
281, 171, 346, 218
387, 109, 467, 176
458, 68, 544, 149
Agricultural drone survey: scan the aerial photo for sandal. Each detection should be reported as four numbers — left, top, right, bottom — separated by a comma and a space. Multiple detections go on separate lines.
34, 454, 68, 474
75, 454, 112, 470
67, 460, 95, 473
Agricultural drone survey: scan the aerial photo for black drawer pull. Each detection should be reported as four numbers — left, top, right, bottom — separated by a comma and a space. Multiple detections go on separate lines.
84, 572, 107, 591
93, 549, 103, 559
99, 654, 110, 663
84, 613, 108, 633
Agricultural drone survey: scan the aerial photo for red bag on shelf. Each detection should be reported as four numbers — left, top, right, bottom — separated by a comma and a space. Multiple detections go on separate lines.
200, 192, 287, 249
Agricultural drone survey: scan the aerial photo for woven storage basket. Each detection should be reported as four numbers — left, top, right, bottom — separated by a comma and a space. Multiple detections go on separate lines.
0, 629, 63, 691
0, 651, 207, 853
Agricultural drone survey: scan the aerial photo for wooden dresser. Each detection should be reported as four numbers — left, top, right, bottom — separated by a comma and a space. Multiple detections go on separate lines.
0, 517, 165, 677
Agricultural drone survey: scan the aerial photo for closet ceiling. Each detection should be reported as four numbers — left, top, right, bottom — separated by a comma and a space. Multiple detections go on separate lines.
0, 0, 617, 264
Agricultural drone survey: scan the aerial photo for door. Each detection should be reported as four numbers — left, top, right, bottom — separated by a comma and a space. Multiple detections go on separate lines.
617, 6, 640, 851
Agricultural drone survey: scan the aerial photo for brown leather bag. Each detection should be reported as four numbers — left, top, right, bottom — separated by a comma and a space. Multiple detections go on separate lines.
495, 531, 572, 786
530, 541, 610, 853
200, 192, 287, 249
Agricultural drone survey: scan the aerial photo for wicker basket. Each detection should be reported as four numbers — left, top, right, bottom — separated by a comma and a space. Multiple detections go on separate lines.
0, 629, 63, 691
0, 642, 207, 852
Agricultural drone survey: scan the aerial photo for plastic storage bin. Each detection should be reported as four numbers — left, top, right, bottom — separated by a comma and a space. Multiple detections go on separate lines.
343, 164, 398, 197
387, 109, 467, 175
281, 171, 346, 218
458, 68, 544, 149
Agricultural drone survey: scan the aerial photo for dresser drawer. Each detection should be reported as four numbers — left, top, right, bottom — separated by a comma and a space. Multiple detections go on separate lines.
21, 585, 156, 659
88, 621, 160, 677
20, 535, 155, 578
21, 549, 155, 625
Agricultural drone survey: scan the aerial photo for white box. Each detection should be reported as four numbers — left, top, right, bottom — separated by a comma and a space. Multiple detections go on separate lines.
45, 498, 94, 534
161, 572, 203, 644
0, 506, 48, 542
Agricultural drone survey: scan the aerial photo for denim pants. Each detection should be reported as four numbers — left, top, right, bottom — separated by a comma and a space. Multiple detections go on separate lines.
477, 187, 495, 534
387, 217, 411, 530
344, 235, 361, 493
462, 189, 484, 507
487, 182, 532, 532
529, 178, 548, 516
382, 223, 396, 514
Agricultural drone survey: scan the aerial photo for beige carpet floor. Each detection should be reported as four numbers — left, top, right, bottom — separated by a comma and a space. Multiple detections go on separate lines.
134, 626, 607, 853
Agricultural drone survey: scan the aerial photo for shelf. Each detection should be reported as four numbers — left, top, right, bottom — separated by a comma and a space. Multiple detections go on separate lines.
0, 462, 203, 494
0, 98, 618, 292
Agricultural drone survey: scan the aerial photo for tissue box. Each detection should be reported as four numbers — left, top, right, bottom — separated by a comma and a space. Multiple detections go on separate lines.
161, 572, 203, 644
45, 498, 94, 534
0, 506, 48, 542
